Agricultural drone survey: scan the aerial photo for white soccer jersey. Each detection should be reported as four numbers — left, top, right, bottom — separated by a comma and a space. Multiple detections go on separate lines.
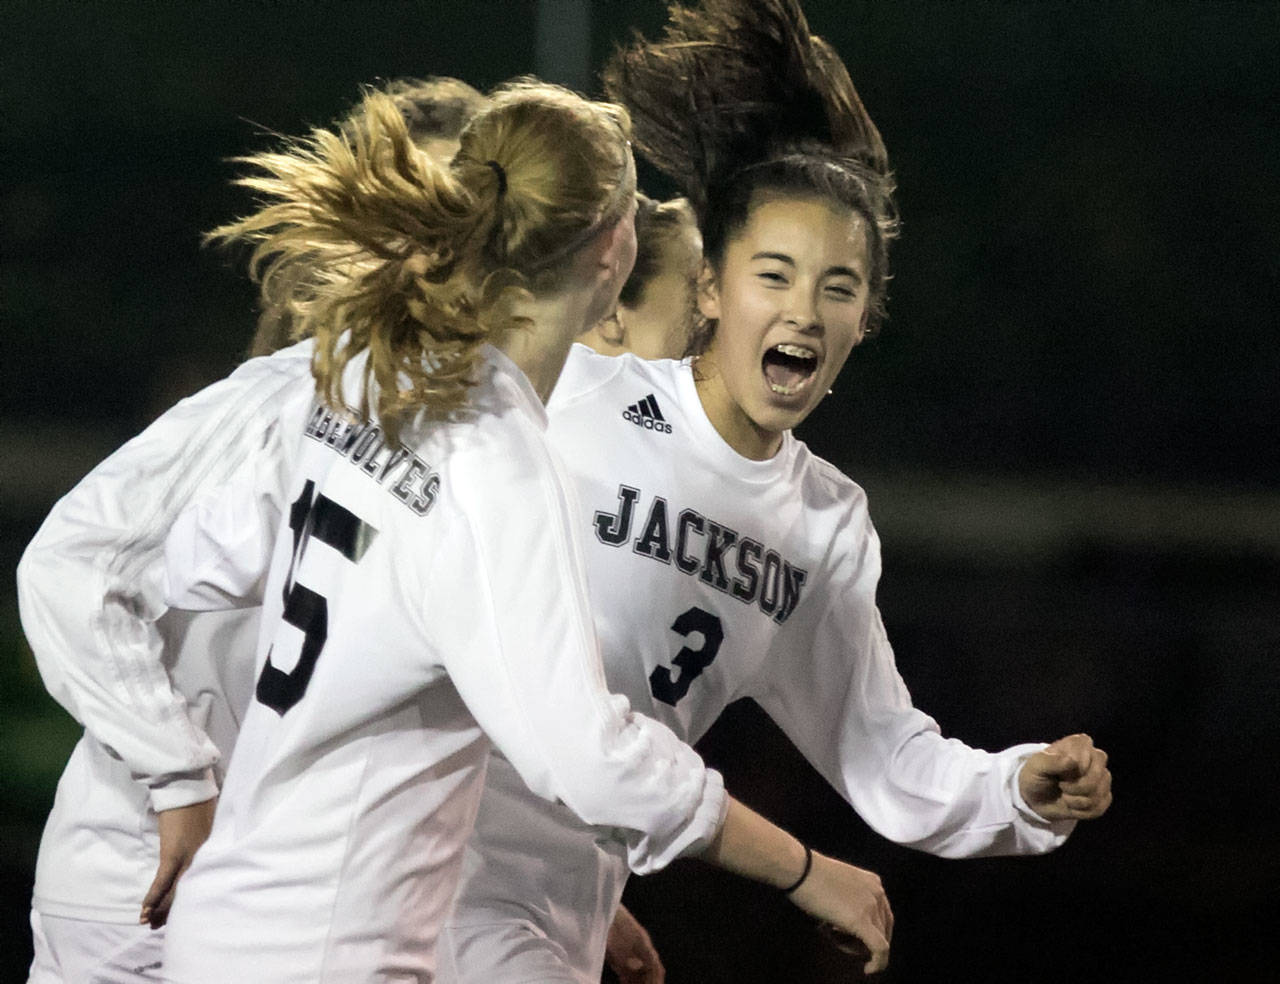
17, 340, 315, 923
20, 335, 1073, 984
158, 346, 725, 984
439, 345, 1075, 982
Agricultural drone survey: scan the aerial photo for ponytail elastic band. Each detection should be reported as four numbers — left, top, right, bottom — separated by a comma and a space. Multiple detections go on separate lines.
781, 844, 813, 894
484, 160, 507, 197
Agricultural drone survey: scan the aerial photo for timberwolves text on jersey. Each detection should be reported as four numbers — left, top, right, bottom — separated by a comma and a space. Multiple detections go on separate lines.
304, 404, 441, 516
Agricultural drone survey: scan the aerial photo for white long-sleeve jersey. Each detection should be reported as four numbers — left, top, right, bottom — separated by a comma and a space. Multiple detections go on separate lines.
157, 346, 725, 984
439, 346, 1075, 981
16, 340, 316, 921
20, 338, 1072, 978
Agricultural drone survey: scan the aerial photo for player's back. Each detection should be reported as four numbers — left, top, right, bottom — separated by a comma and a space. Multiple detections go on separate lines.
162, 347, 556, 983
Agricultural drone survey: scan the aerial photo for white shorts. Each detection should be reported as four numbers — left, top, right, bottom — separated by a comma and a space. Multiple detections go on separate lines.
27, 910, 165, 984
436, 920, 590, 984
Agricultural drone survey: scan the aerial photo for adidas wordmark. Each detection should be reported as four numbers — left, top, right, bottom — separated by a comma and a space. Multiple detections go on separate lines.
622, 394, 672, 434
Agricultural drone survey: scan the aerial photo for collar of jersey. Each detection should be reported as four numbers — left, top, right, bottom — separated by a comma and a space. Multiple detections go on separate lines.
674, 359, 797, 486
482, 344, 549, 430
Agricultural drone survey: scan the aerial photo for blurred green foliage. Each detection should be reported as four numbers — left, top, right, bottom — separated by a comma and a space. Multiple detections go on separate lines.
0, 600, 81, 832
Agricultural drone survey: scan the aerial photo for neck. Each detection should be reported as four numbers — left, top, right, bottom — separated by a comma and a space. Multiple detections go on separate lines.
693, 365, 784, 461
576, 324, 629, 358
492, 286, 599, 404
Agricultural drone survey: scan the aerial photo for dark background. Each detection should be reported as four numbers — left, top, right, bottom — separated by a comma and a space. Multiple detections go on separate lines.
2, 2, 1277, 982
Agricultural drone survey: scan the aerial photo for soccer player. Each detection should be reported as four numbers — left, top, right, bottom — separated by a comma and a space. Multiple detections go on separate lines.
18, 6, 1111, 984
16, 78, 707, 984
434, 2, 1112, 981
17, 76, 482, 984
578, 194, 701, 362
24, 77, 896, 983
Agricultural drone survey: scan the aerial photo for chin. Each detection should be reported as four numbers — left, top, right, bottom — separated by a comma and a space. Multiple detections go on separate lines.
752, 405, 804, 438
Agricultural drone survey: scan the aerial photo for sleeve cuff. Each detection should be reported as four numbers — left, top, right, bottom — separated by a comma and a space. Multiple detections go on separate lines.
626, 767, 727, 875
148, 769, 219, 813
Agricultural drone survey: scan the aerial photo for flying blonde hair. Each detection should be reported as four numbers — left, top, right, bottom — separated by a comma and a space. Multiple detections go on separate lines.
247, 76, 488, 358
212, 80, 633, 440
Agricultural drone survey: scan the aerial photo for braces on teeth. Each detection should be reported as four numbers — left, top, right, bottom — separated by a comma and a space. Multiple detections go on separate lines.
765, 344, 817, 395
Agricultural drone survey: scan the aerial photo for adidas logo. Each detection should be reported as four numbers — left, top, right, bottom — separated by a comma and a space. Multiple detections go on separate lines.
622, 393, 672, 434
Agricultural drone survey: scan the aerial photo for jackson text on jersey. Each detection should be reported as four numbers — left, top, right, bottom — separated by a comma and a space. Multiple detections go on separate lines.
304, 404, 441, 516
593, 484, 807, 625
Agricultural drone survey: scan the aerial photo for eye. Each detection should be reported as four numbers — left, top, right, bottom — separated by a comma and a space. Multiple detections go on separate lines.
757, 270, 789, 286
824, 283, 858, 300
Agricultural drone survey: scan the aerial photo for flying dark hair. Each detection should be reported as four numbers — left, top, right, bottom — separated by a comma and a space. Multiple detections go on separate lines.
602, 0, 899, 348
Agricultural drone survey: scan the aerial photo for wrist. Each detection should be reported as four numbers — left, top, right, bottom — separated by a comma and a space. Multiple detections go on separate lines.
780, 842, 813, 894
148, 769, 219, 813
1012, 754, 1055, 825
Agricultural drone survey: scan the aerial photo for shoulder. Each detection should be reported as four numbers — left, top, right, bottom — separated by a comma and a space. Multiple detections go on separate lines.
793, 444, 870, 519
789, 444, 881, 573
67, 341, 317, 497
223, 339, 315, 397
548, 349, 691, 451
548, 343, 627, 409
162, 340, 315, 437
423, 382, 562, 510
548, 344, 682, 411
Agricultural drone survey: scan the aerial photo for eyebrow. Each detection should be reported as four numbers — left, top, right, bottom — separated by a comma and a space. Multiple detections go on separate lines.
749, 252, 864, 282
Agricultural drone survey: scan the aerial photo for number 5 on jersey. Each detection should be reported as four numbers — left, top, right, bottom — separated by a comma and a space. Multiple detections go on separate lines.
256, 480, 378, 715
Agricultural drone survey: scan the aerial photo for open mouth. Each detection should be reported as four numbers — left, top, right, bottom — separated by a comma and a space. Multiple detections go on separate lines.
762, 343, 818, 396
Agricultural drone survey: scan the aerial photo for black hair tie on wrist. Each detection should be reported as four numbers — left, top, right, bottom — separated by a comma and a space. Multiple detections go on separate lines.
485, 159, 507, 197
781, 844, 813, 894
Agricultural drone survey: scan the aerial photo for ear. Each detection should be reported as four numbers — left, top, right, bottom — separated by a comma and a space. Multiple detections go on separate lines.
854, 306, 870, 346
594, 214, 630, 279
695, 260, 720, 321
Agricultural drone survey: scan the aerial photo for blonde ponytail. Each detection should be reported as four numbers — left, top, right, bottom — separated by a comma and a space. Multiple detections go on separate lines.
213, 80, 633, 440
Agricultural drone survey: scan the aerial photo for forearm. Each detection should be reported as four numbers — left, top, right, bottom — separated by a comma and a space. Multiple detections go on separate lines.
16, 351, 305, 800
698, 797, 892, 974
876, 732, 1072, 856
764, 660, 1070, 855
698, 797, 808, 889
17, 534, 222, 803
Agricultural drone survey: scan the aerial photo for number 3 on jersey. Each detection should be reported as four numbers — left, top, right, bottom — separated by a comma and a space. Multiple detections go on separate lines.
649, 606, 724, 706
256, 480, 378, 715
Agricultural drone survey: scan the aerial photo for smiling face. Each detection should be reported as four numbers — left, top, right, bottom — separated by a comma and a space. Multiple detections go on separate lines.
695, 193, 871, 459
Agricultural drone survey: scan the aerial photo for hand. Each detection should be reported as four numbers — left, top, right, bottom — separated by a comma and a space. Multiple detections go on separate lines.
139, 797, 216, 928
787, 853, 892, 975
605, 903, 665, 983
1019, 733, 1112, 822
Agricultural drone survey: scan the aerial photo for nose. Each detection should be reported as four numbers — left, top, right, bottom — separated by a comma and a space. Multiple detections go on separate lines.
783, 289, 821, 334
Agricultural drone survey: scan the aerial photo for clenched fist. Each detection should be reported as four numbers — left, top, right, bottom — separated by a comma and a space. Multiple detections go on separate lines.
1019, 733, 1112, 822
